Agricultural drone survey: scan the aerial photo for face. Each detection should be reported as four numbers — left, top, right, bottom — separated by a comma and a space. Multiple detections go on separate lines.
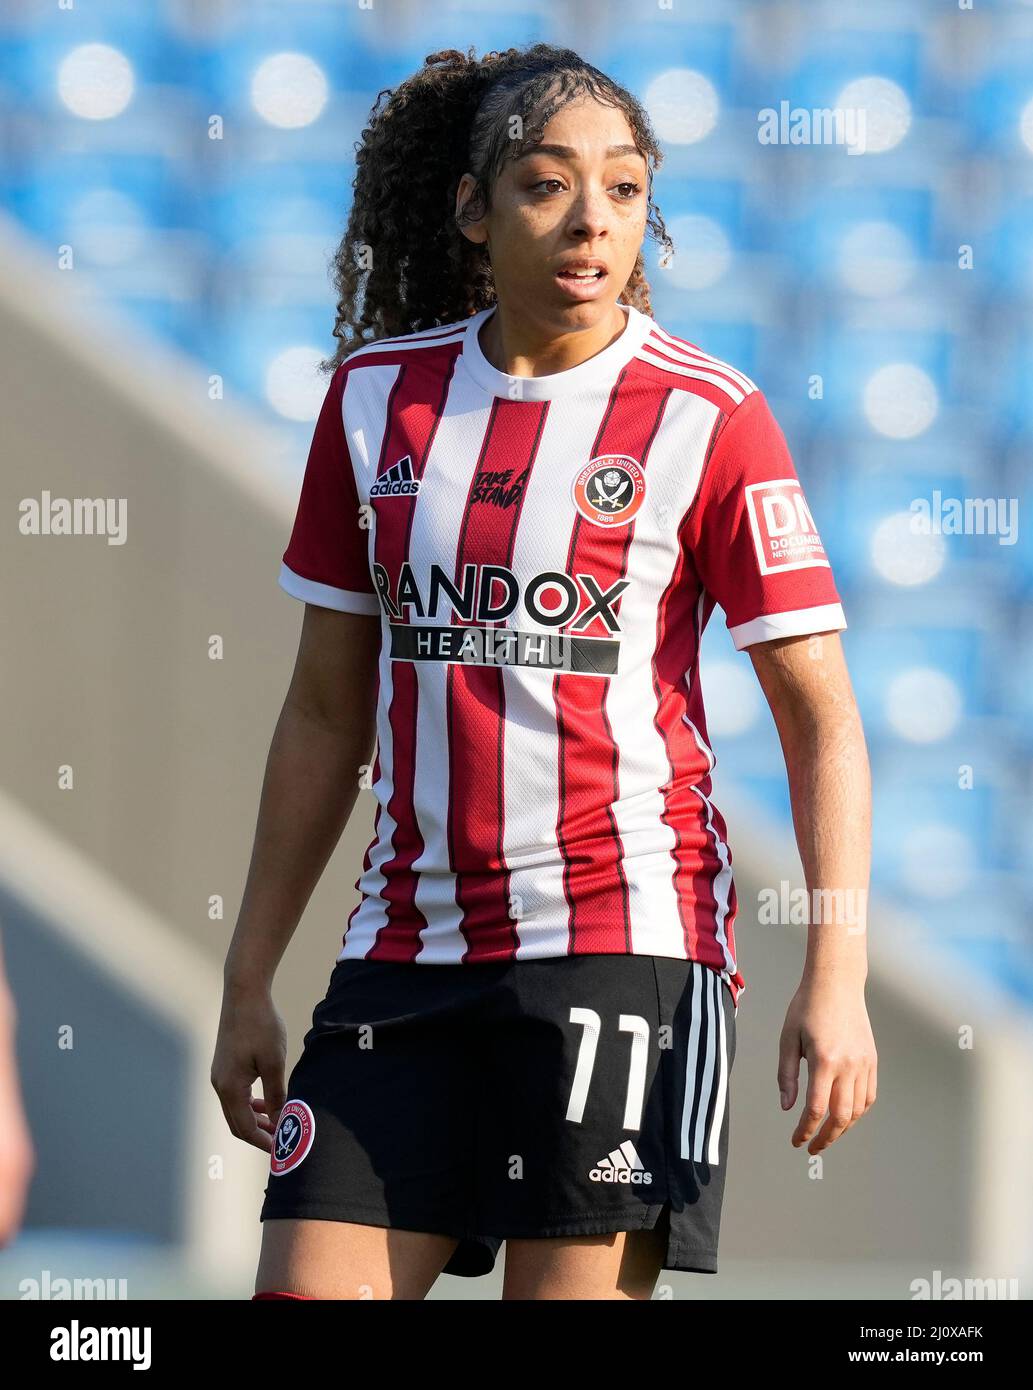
456, 90, 649, 330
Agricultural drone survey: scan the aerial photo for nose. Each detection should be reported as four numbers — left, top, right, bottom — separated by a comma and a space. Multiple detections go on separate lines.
564, 182, 611, 242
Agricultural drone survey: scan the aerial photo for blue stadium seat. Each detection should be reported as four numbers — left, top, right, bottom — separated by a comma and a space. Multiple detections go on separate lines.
1000, 614, 1033, 741
846, 610, 1004, 724
604, 24, 737, 100
810, 325, 956, 431
812, 451, 1000, 592
206, 303, 336, 408
779, 27, 922, 112
906, 901, 1033, 1006
205, 163, 347, 253
5, 3, 189, 105
983, 196, 1033, 295
652, 177, 748, 243
871, 808, 978, 902
999, 340, 1033, 436
8, 151, 194, 238
962, 57, 1033, 155
772, 185, 933, 280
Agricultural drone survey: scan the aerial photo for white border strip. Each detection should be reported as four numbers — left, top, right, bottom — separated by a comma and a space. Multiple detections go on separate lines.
729, 602, 847, 651
279, 561, 380, 615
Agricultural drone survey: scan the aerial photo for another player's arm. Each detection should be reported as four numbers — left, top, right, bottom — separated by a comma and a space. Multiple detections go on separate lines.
748, 630, 877, 1155
0, 933, 34, 1244
211, 603, 381, 1151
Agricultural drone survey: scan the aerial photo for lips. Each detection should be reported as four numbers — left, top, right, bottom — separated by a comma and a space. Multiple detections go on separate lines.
554, 261, 609, 299
555, 260, 607, 280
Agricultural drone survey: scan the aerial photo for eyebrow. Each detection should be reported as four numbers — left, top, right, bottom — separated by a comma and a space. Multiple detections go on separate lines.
515, 142, 644, 163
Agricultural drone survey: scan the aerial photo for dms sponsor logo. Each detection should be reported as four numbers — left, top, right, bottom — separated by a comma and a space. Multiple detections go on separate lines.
745, 478, 830, 575
371, 455, 420, 499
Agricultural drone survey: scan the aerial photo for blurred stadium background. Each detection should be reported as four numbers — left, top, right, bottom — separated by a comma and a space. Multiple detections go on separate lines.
1, 0, 1031, 1300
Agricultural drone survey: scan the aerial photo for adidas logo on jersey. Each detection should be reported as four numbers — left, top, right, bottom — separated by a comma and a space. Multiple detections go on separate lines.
371, 455, 420, 498
588, 1140, 653, 1185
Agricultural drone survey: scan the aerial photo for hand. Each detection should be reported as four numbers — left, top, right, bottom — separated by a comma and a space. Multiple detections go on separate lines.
777, 977, 877, 1154
210, 983, 288, 1153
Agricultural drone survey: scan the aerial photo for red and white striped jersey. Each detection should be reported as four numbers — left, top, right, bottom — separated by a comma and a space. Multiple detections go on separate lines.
279, 302, 847, 1004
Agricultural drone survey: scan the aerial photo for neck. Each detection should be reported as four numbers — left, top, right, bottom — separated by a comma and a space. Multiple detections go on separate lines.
478, 301, 629, 379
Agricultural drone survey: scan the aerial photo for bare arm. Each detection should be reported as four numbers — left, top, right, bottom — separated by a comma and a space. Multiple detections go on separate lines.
748, 631, 877, 1154
212, 603, 380, 1150
0, 936, 34, 1245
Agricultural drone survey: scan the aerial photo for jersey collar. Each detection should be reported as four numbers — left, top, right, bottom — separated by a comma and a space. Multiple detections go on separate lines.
460, 301, 654, 401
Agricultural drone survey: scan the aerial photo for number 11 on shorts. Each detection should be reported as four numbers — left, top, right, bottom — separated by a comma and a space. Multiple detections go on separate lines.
565, 1008, 651, 1130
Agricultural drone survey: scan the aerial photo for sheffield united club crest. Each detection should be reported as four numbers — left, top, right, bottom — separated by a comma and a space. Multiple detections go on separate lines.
571, 455, 646, 528
269, 1099, 316, 1176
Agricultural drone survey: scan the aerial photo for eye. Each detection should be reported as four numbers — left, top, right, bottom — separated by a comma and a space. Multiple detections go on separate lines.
529, 177, 642, 198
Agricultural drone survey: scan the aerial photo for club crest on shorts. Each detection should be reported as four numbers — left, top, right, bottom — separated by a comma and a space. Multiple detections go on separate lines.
270, 1099, 315, 1176
572, 455, 646, 528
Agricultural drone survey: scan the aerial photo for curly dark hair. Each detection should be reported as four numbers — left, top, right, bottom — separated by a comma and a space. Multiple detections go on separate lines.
322, 42, 672, 372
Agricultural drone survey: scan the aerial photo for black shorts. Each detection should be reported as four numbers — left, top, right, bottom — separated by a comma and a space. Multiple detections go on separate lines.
260, 952, 737, 1278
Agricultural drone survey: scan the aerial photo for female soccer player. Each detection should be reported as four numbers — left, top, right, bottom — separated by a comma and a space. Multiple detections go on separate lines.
212, 43, 876, 1301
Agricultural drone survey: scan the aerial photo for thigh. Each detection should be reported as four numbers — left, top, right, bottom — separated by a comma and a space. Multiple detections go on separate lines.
657, 957, 736, 1272
475, 954, 669, 1235
256, 1218, 459, 1300
474, 954, 736, 1283
258, 960, 488, 1282
502, 1214, 669, 1300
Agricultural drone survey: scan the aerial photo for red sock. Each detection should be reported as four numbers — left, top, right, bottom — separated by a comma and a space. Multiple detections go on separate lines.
253, 1291, 314, 1300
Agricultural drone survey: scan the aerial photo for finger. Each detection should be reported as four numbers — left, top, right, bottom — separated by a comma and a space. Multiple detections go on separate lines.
212, 1082, 243, 1139
853, 1068, 869, 1121
866, 1057, 878, 1109
808, 1072, 856, 1153
211, 1069, 246, 1139
250, 1097, 276, 1133
777, 1029, 802, 1111
217, 1077, 272, 1152
259, 1064, 287, 1135
792, 1059, 833, 1147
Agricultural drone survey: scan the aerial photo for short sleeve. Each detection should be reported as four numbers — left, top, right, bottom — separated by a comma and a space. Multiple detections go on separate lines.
686, 390, 846, 650
278, 366, 380, 615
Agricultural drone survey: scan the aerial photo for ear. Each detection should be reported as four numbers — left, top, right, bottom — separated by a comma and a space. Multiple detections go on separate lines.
455, 172, 489, 246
